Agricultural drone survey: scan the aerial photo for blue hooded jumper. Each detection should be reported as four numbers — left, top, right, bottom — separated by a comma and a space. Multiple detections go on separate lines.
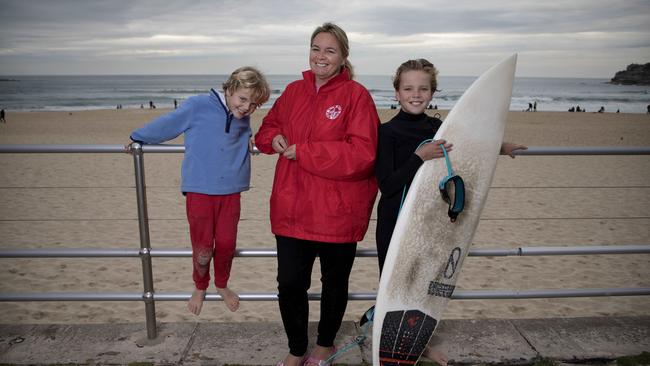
130, 89, 252, 195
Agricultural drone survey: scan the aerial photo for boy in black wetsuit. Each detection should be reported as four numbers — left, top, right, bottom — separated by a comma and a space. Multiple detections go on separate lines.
375, 59, 526, 364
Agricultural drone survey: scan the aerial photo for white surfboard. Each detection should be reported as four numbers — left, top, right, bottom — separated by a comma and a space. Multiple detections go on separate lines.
372, 54, 518, 365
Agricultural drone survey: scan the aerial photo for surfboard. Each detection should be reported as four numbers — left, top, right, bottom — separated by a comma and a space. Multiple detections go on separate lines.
372, 54, 518, 365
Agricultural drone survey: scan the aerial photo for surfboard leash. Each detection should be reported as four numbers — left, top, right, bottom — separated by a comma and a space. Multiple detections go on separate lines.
399, 139, 434, 212
322, 306, 375, 365
399, 139, 466, 222
438, 144, 465, 222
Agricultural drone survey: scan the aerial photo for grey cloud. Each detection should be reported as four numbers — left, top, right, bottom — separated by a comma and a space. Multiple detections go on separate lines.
0, 0, 648, 76
349, 0, 649, 36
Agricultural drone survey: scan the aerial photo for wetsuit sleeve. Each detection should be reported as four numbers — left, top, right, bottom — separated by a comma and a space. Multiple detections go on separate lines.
255, 91, 287, 155
130, 99, 193, 144
375, 125, 425, 198
296, 90, 379, 181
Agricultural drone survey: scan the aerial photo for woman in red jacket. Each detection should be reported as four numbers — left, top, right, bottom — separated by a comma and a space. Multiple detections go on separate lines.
255, 22, 379, 366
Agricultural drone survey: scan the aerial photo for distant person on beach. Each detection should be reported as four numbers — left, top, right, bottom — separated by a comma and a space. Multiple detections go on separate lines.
0, 109, 5, 123
526, 102, 533, 112
255, 22, 379, 366
174, 99, 178, 109
533, 101, 537, 111
374, 58, 527, 364
647, 104, 649, 114
598, 106, 605, 113
126, 67, 270, 315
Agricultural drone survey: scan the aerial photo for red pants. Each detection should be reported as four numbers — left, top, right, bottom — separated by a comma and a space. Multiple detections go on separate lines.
185, 192, 241, 290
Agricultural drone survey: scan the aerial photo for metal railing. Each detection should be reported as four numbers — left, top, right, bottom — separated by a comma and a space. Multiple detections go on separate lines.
1, 144, 649, 339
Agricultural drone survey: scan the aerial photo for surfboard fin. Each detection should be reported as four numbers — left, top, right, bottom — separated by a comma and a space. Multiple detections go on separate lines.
360, 305, 375, 326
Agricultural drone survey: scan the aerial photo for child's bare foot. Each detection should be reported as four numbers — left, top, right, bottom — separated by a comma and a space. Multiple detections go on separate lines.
216, 287, 239, 312
423, 347, 448, 366
188, 289, 206, 315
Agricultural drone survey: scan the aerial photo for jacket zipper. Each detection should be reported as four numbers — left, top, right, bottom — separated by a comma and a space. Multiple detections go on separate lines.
211, 88, 233, 133
290, 86, 320, 230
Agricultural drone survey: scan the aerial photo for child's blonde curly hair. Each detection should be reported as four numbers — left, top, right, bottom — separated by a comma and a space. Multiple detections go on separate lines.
223, 66, 271, 106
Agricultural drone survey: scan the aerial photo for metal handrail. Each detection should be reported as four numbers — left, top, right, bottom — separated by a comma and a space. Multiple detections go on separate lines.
1, 143, 649, 340
2, 144, 650, 155
3, 287, 649, 302
2, 244, 649, 258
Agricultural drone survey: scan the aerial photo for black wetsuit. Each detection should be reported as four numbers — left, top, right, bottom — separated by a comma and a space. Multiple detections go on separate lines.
375, 110, 442, 273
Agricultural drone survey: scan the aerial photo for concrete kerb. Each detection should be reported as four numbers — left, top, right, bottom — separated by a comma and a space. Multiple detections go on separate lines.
511, 317, 650, 361
0, 317, 648, 365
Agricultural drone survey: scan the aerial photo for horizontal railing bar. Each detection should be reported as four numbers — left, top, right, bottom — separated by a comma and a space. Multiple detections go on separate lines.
1, 145, 649, 155
0, 144, 127, 153
0, 293, 143, 301
141, 144, 184, 153
0, 248, 142, 257
469, 244, 650, 256
514, 146, 650, 155
451, 287, 650, 299
2, 245, 648, 258
1, 287, 649, 302
154, 288, 650, 300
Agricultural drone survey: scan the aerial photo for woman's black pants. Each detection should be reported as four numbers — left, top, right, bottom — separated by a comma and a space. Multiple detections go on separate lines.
276, 235, 357, 357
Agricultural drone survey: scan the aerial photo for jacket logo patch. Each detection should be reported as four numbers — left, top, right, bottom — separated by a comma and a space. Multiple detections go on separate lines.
325, 105, 342, 120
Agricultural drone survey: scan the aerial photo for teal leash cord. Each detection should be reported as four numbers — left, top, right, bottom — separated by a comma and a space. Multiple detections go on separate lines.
399, 138, 434, 212
322, 307, 375, 364
441, 142, 453, 176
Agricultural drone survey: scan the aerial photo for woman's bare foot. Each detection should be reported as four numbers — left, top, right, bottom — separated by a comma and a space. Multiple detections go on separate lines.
277, 353, 304, 366
187, 289, 206, 315
304, 345, 336, 366
423, 347, 448, 366
216, 287, 239, 312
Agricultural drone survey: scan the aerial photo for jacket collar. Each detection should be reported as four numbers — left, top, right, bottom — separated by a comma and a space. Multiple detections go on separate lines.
210, 88, 228, 112
302, 68, 351, 93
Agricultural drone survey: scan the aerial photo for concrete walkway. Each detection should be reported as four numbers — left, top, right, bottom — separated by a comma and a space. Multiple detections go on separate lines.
1, 317, 648, 365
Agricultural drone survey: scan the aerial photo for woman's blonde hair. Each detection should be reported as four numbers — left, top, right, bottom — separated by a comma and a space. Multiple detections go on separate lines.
222, 66, 271, 105
392, 59, 439, 92
310, 22, 354, 79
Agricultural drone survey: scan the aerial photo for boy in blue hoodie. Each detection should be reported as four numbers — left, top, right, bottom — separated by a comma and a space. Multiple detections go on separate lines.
127, 67, 270, 315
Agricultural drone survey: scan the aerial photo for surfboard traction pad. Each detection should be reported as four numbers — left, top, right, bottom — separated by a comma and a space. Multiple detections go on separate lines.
379, 309, 437, 365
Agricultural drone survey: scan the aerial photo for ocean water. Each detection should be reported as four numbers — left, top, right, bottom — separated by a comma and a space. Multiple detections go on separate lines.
1, 74, 648, 114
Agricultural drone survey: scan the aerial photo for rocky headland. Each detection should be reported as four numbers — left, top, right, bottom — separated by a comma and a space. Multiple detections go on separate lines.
610, 63, 650, 85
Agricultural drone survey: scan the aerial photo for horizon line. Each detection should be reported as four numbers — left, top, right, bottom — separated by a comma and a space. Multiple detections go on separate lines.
0, 74, 614, 80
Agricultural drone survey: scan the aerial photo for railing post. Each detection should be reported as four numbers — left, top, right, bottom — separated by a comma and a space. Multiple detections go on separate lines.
131, 142, 157, 339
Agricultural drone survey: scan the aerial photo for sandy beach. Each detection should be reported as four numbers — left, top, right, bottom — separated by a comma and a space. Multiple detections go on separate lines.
0, 108, 649, 325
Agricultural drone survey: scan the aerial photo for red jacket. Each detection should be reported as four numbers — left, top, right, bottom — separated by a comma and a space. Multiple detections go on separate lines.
255, 69, 379, 243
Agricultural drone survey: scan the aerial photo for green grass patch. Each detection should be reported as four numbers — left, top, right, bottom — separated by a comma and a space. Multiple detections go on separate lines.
532, 358, 561, 366
617, 352, 650, 366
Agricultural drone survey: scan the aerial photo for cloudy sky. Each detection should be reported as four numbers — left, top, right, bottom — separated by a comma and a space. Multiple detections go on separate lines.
1, 0, 649, 77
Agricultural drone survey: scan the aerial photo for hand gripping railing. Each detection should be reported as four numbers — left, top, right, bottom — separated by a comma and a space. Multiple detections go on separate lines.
1, 144, 649, 340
